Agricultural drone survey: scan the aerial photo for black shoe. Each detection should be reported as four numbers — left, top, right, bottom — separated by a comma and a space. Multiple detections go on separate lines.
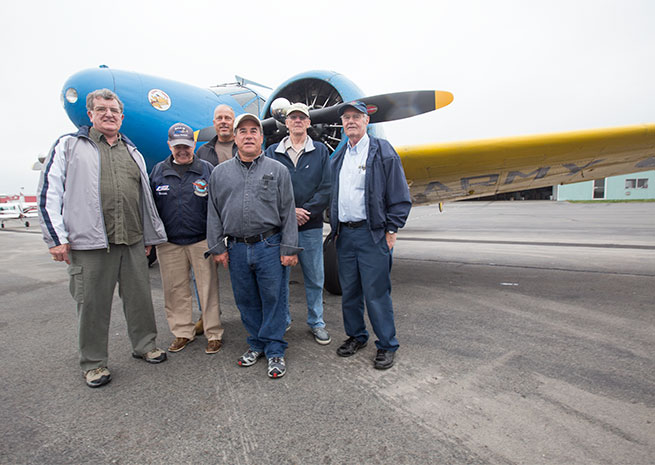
336, 337, 367, 357
374, 349, 395, 369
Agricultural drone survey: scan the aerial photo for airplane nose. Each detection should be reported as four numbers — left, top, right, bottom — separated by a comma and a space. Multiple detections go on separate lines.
61, 66, 115, 128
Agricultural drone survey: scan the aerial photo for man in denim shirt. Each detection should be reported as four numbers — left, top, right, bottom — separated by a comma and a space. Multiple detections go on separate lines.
206, 113, 300, 378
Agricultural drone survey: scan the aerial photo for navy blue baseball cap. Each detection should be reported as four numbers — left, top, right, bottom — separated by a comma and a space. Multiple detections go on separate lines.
338, 100, 368, 117
168, 122, 195, 147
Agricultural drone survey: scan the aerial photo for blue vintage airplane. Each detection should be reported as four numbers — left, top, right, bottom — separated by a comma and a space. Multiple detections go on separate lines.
61, 65, 655, 203
58, 65, 655, 292
61, 65, 452, 167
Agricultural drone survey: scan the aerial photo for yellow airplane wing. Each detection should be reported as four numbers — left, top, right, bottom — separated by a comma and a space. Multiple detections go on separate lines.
397, 124, 655, 204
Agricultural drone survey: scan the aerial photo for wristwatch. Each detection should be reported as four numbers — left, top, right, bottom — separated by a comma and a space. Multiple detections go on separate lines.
386, 230, 396, 235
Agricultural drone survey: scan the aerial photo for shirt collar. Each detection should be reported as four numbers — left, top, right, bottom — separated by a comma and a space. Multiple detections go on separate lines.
89, 127, 122, 145
236, 151, 263, 166
279, 135, 315, 154
347, 133, 369, 155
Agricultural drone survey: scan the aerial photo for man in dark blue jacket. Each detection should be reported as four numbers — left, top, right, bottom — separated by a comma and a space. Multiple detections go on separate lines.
150, 123, 224, 355
265, 103, 332, 345
329, 101, 411, 370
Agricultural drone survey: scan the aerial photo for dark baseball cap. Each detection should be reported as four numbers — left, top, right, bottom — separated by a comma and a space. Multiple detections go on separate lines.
338, 100, 368, 117
168, 122, 195, 147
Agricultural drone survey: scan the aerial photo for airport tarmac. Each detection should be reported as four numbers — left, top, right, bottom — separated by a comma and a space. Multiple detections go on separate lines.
1, 201, 654, 465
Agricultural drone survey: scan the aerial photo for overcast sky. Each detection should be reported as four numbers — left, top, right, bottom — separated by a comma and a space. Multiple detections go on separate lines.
2, 0, 654, 194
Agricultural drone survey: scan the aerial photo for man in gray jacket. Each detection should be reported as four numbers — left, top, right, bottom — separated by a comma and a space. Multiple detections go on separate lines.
38, 89, 168, 388
206, 113, 300, 379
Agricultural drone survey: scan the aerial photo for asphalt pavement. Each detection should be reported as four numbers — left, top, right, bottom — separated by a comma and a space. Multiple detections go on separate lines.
1, 201, 653, 464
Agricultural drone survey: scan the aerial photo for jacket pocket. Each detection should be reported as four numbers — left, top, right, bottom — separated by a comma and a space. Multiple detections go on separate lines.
67, 264, 84, 303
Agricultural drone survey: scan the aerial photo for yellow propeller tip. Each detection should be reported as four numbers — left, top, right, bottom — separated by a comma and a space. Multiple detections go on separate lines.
435, 91, 454, 109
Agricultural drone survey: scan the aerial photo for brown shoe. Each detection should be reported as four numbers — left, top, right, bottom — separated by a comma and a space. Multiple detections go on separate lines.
206, 339, 223, 354
194, 318, 204, 336
168, 337, 194, 353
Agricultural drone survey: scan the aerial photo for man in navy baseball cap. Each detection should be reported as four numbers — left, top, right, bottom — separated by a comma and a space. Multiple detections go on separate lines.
330, 97, 411, 371
167, 122, 195, 147
337, 100, 368, 117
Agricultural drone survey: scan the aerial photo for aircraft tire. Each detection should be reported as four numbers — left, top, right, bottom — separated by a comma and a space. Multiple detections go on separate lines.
147, 246, 158, 268
25, 221, 30, 227
323, 233, 342, 295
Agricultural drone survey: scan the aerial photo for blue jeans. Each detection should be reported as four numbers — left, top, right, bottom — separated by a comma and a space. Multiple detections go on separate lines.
297, 227, 326, 329
336, 226, 399, 352
227, 233, 289, 358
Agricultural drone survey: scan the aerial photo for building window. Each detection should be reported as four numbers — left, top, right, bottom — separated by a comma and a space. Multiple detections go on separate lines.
625, 178, 649, 189
593, 178, 605, 199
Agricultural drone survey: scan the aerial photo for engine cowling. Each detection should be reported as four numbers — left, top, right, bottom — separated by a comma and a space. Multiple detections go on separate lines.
262, 70, 383, 154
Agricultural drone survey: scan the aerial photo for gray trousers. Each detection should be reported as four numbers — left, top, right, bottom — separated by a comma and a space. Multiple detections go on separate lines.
68, 241, 158, 371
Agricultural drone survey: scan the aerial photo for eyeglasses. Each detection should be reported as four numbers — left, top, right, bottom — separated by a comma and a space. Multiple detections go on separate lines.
287, 114, 308, 121
93, 106, 122, 115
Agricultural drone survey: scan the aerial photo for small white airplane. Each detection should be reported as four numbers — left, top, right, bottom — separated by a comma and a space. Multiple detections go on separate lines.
0, 194, 37, 228
0, 203, 24, 228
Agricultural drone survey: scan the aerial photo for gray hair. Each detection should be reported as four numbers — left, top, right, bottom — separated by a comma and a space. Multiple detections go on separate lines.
86, 89, 124, 112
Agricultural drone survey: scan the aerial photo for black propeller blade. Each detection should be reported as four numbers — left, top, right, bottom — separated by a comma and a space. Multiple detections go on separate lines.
195, 90, 453, 142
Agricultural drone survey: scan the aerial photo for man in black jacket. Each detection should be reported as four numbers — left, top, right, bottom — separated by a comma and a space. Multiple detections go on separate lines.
194, 104, 236, 336
150, 123, 224, 355
197, 104, 237, 166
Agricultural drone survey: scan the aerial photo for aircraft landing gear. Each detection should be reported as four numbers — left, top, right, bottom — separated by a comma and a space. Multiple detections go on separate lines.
147, 246, 158, 268
323, 232, 342, 295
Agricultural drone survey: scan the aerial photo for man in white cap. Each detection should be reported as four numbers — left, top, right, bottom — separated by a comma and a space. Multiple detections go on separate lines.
206, 113, 300, 379
150, 123, 224, 355
265, 103, 332, 345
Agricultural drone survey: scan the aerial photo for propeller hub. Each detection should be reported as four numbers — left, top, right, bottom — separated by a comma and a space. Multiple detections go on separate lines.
270, 98, 290, 122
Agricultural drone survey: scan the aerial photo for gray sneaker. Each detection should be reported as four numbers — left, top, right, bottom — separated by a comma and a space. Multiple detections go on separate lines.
267, 357, 286, 378
311, 326, 331, 345
237, 349, 263, 367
